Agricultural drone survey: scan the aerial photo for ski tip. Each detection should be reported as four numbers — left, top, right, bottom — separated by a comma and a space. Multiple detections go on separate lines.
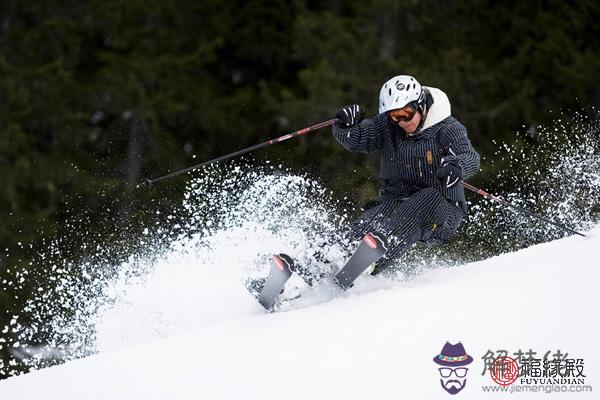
272, 255, 286, 271
272, 253, 295, 272
363, 232, 389, 251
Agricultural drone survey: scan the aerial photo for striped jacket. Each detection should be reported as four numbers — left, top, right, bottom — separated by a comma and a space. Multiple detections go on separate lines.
333, 87, 480, 211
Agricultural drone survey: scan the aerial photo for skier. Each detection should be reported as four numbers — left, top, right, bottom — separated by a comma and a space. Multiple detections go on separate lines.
248, 75, 480, 309
333, 75, 480, 275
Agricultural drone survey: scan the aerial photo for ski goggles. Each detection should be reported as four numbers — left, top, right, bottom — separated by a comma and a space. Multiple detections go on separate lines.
387, 103, 417, 122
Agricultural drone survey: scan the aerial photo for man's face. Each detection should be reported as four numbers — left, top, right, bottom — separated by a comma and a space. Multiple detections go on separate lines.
397, 112, 421, 133
387, 106, 422, 134
438, 367, 469, 395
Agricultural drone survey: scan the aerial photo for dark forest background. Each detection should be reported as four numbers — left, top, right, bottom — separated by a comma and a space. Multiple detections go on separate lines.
0, 0, 599, 376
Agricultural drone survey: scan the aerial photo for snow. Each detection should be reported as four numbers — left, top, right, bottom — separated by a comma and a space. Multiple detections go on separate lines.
2, 226, 598, 399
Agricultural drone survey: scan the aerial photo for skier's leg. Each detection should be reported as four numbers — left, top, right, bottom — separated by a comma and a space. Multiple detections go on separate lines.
348, 198, 403, 240
419, 195, 464, 246
311, 189, 461, 280
330, 198, 400, 266
370, 188, 464, 274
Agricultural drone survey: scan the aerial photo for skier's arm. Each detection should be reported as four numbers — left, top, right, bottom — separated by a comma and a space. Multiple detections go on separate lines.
439, 121, 480, 179
332, 113, 386, 154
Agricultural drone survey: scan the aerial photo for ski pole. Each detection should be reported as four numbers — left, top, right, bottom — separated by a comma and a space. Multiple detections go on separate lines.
460, 180, 586, 237
138, 118, 338, 188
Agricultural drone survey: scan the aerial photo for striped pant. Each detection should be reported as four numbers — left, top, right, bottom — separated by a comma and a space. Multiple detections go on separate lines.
349, 187, 464, 271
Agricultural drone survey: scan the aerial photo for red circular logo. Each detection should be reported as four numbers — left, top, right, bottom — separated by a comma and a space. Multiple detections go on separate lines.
490, 356, 519, 386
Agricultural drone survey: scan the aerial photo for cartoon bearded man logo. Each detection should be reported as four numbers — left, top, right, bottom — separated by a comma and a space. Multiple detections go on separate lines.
433, 342, 473, 395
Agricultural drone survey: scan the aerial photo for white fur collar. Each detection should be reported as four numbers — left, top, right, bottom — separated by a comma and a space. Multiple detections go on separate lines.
421, 87, 451, 130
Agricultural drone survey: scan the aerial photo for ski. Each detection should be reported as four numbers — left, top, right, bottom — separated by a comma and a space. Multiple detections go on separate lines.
271, 232, 388, 309
256, 254, 295, 311
334, 231, 388, 289
248, 231, 388, 311
246, 253, 320, 311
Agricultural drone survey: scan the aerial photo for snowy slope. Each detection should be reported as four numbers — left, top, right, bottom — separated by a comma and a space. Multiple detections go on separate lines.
2, 226, 598, 399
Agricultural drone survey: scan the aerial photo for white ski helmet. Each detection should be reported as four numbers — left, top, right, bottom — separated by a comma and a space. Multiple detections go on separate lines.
378, 75, 426, 114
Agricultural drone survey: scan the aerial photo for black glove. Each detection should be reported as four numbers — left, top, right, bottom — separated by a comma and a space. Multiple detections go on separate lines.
436, 159, 462, 188
335, 104, 365, 128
